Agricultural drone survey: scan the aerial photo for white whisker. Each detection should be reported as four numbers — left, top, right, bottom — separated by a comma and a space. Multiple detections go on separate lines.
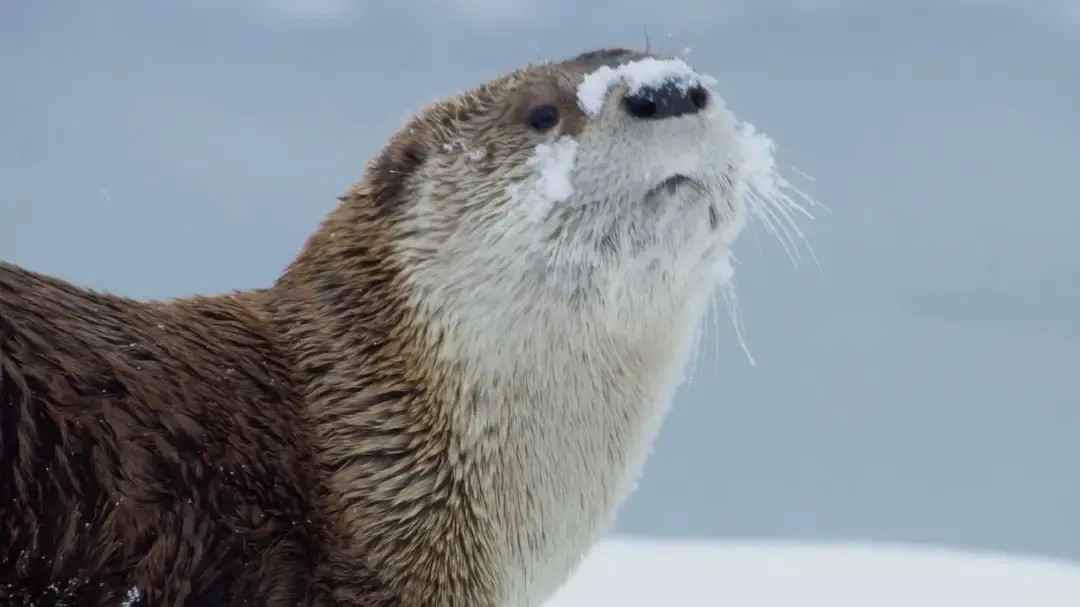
789, 165, 816, 183
721, 279, 755, 367
746, 205, 767, 258
751, 197, 801, 266
687, 304, 705, 381
711, 291, 722, 367
765, 190, 820, 271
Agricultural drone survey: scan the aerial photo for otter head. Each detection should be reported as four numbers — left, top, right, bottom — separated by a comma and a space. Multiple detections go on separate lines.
365, 48, 746, 358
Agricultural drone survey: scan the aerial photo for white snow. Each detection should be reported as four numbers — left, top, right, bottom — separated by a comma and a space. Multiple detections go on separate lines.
546, 537, 1080, 606
444, 138, 488, 165
121, 585, 141, 606
507, 135, 579, 221
735, 123, 787, 202
733, 121, 821, 268
526, 137, 578, 203
576, 58, 717, 116
466, 147, 487, 163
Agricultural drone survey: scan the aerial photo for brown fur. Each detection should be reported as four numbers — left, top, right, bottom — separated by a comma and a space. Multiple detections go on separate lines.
0, 48, 654, 606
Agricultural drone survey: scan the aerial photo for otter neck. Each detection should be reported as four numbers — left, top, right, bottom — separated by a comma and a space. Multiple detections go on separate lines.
267, 197, 709, 606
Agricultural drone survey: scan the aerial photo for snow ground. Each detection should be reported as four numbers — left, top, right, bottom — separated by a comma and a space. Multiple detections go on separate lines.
546, 536, 1080, 606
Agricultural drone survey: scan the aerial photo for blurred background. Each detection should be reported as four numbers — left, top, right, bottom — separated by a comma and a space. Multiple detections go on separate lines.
2, 0, 1078, 562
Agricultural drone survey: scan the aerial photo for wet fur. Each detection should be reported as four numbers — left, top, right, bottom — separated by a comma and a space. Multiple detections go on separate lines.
0, 264, 394, 606
0, 48, 746, 606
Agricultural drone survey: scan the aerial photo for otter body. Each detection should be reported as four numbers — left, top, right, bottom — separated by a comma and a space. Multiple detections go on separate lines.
0, 48, 792, 606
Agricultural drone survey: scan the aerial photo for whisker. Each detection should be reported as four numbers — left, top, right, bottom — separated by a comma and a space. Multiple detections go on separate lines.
711, 291, 721, 368
765, 178, 823, 272
687, 301, 705, 381
721, 279, 755, 367
751, 197, 800, 266
764, 192, 813, 266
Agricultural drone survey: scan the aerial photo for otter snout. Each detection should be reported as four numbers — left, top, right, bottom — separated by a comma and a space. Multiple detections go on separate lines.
623, 82, 709, 120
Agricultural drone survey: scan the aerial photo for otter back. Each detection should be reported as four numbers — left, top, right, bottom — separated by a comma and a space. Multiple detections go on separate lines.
0, 261, 381, 606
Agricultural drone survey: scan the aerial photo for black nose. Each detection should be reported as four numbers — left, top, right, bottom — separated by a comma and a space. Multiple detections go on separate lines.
624, 83, 709, 120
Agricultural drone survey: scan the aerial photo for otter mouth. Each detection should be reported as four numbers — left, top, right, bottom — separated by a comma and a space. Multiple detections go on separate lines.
646, 173, 701, 198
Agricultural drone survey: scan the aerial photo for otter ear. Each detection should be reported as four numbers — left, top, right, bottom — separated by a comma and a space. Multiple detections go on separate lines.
365, 127, 429, 208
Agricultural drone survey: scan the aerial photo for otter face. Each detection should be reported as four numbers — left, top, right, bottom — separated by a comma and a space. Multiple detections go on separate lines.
387, 48, 749, 341
525, 49, 746, 316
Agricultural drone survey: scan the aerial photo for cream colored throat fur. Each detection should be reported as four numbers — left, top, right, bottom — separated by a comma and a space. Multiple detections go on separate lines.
434, 287, 720, 607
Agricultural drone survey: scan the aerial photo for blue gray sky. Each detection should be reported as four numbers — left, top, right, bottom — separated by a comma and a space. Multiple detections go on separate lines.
2, 1, 1078, 562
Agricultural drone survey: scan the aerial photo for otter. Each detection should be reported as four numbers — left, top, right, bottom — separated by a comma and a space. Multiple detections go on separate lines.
0, 48, 786, 606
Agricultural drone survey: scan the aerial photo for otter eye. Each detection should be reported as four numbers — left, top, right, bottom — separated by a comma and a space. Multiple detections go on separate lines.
527, 105, 559, 132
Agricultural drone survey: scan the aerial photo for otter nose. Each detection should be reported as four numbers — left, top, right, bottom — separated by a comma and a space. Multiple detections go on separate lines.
623, 83, 709, 120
